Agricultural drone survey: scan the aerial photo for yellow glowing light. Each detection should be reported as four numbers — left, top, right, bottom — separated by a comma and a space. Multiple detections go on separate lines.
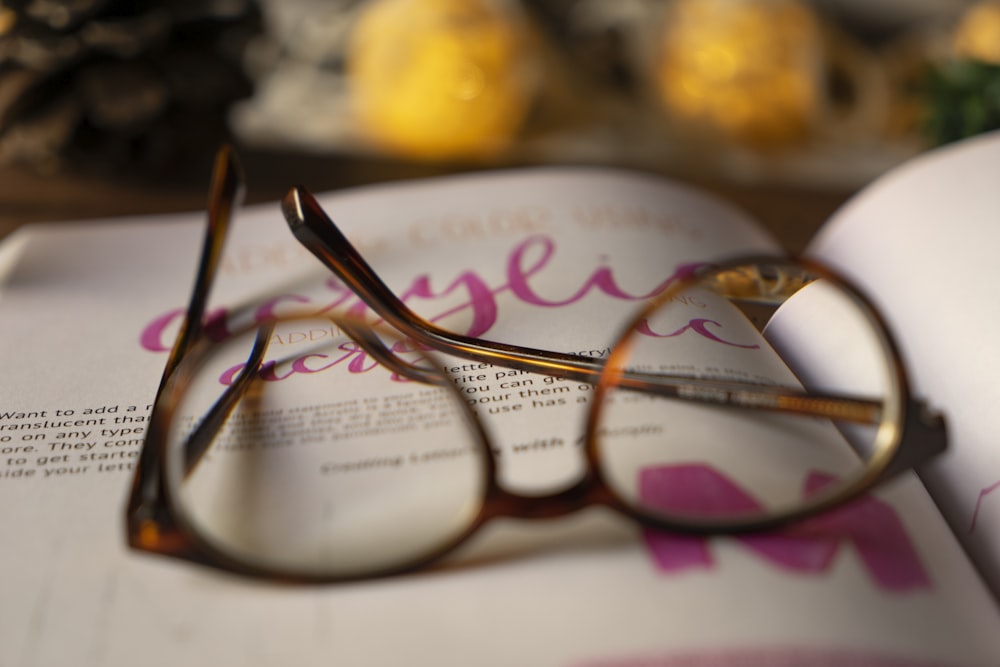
348, 0, 537, 161
953, 2, 1000, 64
655, 0, 822, 148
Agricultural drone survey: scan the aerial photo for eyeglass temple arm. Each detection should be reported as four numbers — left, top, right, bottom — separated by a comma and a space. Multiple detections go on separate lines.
129, 146, 245, 540
281, 187, 607, 382
181, 322, 275, 478
335, 317, 451, 387
281, 187, 888, 426
159, 146, 246, 388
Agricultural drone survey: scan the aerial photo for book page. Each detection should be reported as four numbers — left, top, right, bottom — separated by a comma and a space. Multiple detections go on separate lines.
806, 131, 1000, 596
1, 168, 998, 666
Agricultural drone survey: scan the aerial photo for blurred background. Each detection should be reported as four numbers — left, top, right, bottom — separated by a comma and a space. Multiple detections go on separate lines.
1, 0, 998, 249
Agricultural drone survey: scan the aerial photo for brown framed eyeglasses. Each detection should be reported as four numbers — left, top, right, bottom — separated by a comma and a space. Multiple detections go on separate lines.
125, 147, 947, 582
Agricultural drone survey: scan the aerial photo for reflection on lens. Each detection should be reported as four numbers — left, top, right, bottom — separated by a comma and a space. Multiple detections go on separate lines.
593, 260, 902, 529
162, 315, 489, 579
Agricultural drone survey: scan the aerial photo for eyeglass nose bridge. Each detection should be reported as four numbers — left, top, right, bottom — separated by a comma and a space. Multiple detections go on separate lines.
475, 458, 621, 524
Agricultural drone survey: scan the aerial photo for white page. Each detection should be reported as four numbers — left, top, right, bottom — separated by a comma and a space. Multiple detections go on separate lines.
807, 131, 1000, 595
1, 168, 998, 667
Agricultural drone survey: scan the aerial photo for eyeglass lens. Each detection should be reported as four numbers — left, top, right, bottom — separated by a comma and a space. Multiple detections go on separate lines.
595, 260, 898, 529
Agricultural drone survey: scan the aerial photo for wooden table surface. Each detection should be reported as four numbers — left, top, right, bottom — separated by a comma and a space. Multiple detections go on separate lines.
0, 148, 854, 256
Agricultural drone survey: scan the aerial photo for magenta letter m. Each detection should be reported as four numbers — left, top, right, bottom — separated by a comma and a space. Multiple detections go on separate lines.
639, 464, 930, 592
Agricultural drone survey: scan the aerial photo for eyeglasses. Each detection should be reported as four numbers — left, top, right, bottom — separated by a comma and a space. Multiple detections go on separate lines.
125, 146, 947, 582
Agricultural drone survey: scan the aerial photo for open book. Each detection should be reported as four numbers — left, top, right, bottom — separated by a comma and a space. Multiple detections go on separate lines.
0, 131, 998, 666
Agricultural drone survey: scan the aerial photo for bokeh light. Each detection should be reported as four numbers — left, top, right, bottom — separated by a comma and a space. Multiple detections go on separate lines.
654, 0, 823, 149
348, 0, 539, 161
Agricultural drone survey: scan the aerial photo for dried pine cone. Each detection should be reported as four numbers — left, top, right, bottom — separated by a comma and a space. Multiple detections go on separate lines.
0, 0, 261, 174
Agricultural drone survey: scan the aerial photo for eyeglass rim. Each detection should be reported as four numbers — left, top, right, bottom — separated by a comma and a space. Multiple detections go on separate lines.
141, 312, 496, 581
585, 255, 946, 532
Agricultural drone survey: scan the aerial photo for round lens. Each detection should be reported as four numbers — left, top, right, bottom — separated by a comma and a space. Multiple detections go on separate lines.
591, 259, 903, 529
161, 315, 490, 579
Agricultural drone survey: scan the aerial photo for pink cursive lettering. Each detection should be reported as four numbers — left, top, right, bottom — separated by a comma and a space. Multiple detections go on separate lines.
138, 235, 754, 363
219, 341, 380, 386
636, 317, 758, 349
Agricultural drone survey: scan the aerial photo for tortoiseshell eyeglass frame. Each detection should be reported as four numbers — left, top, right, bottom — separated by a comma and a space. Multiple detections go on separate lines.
124, 146, 947, 582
